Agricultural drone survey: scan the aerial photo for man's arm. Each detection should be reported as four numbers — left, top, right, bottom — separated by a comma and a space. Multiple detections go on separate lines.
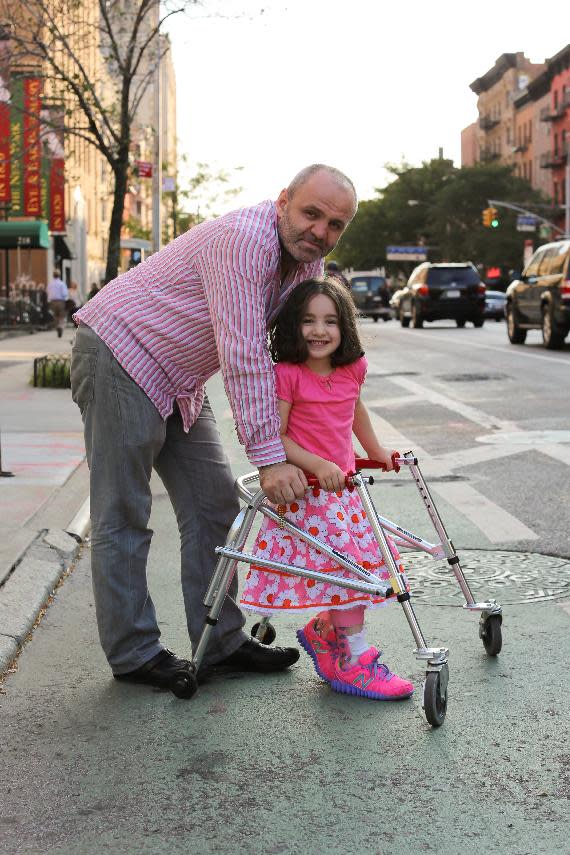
196, 229, 308, 500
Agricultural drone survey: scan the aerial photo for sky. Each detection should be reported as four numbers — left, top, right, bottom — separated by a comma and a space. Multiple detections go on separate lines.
164, 0, 569, 214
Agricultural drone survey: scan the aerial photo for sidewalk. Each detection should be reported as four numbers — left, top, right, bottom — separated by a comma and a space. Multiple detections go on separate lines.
0, 326, 90, 674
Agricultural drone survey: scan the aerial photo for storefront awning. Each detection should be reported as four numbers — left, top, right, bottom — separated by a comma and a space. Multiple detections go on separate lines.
0, 221, 50, 249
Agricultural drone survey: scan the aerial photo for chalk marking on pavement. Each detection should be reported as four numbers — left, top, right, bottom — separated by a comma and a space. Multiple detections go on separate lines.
378, 325, 570, 367
435, 443, 535, 468
365, 410, 538, 543
537, 443, 570, 467
429, 480, 538, 543
387, 375, 519, 432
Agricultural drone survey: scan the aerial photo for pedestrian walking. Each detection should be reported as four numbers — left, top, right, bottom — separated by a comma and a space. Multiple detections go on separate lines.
71, 164, 358, 696
47, 269, 68, 338
240, 277, 414, 701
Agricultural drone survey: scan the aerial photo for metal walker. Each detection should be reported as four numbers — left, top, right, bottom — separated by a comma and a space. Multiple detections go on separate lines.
188, 452, 503, 727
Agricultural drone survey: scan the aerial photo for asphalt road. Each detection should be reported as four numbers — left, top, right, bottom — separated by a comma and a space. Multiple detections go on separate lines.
1, 317, 569, 855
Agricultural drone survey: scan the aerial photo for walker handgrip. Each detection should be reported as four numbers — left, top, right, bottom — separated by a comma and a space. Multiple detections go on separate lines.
354, 454, 401, 473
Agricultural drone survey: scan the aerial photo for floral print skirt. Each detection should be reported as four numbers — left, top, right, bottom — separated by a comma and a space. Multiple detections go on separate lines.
240, 485, 406, 616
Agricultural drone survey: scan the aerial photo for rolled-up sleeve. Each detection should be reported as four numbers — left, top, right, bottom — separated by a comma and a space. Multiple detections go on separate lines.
195, 227, 286, 467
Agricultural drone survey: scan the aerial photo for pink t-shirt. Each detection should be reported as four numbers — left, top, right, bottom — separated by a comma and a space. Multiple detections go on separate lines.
275, 356, 367, 474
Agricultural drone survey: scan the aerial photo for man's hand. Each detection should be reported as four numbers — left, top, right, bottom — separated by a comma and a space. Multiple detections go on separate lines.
259, 462, 308, 504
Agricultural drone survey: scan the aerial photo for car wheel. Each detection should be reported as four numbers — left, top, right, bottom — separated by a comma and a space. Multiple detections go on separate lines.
372, 316, 379, 323
506, 304, 527, 345
473, 317, 484, 328
541, 304, 565, 350
400, 309, 410, 328
411, 303, 423, 329
456, 319, 466, 328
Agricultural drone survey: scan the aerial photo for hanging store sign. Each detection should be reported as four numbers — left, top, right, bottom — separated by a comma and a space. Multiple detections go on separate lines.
0, 42, 10, 203
0, 96, 9, 202
49, 157, 65, 232
23, 76, 42, 216
9, 75, 23, 215
41, 103, 66, 233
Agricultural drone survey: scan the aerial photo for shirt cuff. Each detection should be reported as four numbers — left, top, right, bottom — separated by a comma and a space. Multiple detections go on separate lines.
246, 436, 287, 468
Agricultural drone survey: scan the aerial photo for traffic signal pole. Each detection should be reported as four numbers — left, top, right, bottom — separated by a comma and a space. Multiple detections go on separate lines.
487, 199, 566, 236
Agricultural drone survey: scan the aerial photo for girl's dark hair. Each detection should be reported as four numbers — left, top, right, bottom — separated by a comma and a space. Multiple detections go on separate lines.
269, 277, 364, 366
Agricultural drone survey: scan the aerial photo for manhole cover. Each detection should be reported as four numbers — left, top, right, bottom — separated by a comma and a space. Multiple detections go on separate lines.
403, 549, 570, 605
438, 373, 509, 382
477, 430, 570, 446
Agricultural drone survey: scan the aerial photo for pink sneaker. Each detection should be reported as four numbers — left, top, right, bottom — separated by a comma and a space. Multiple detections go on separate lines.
296, 618, 337, 682
331, 648, 414, 700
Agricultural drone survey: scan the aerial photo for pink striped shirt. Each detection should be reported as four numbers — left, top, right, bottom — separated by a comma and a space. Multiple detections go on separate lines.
75, 200, 322, 466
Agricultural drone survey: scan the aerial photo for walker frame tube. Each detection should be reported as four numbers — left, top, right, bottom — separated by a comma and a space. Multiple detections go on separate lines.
397, 452, 502, 622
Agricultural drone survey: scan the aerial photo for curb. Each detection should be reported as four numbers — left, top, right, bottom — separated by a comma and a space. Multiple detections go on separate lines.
0, 498, 91, 677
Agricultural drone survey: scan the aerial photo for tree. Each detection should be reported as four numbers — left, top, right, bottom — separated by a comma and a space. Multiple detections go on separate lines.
170, 160, 244, 236
334, 159, 549, 274
1, 0, 196, 283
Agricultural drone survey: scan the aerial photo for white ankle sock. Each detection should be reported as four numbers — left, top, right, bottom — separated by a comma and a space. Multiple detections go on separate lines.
346, 629, 368, 662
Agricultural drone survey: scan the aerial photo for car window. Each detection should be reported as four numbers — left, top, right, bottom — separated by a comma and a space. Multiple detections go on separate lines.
350, 279, 369, 295
426, 268, 479, 286
350, 276, 385, 294
546, 242, 570, 276
524, 249, 547, 277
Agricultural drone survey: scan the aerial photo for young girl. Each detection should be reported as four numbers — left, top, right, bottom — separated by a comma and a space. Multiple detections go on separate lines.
240, 277, 414, 701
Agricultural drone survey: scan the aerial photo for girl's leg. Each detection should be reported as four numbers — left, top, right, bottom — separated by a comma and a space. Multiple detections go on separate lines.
330, 606, 367, 665
329, 606, 414, 701
296, 610, 338, 682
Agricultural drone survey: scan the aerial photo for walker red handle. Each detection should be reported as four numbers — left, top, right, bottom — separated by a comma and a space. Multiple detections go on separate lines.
354, 454, 401, 473
304, 453, 401, 489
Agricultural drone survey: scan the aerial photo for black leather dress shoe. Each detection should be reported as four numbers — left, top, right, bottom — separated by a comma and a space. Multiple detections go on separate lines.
203, 637, 300, 676
114, 649, 197, 699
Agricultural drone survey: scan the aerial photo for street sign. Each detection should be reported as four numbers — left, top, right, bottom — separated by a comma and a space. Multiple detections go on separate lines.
386, 245, 427, 261
516, 215, 537, 232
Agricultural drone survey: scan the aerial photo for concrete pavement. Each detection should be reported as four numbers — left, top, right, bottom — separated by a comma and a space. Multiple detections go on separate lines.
0, 326, 90, 675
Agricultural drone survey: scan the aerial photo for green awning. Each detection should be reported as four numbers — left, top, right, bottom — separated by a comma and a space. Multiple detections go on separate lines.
0, 221, 50, 249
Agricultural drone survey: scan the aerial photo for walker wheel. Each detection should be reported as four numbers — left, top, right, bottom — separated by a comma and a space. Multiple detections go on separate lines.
423, 665, 448, 727
170, 668, 198, 700
251, 622, 276, 645
481, 614, 502, 656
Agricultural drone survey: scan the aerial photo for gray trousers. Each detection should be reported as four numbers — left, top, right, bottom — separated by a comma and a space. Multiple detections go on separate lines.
70, 325, 247, 674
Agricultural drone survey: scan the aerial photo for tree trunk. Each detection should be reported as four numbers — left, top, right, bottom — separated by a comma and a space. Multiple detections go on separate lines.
104, 156, 129, 285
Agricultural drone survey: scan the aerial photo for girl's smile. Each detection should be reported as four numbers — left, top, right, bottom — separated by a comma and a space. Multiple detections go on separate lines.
301, 294, 341, 373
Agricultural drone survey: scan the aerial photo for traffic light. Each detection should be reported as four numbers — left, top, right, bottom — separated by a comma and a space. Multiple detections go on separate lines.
482, 206, 499, 228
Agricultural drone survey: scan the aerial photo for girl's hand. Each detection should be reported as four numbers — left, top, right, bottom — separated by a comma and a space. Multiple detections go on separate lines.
374, 447, 400, 472
313, 460, 346, 493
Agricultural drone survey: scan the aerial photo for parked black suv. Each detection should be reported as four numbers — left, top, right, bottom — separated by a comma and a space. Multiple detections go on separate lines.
347, 271, 393, 322
394, 262, 486, 328
505, 239, 570, 349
